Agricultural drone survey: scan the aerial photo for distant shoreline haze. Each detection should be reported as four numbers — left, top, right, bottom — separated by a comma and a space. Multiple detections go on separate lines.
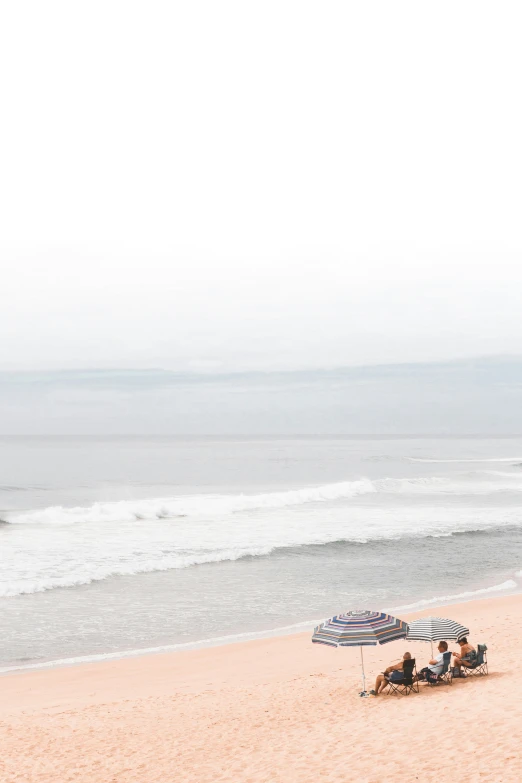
0, 356, 521, 435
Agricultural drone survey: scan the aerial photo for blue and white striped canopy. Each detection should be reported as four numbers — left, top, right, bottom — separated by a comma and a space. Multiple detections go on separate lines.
406, 616, 469, 642
312, 610, 408, 647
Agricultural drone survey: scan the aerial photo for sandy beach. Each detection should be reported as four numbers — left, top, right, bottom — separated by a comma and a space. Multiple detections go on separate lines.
1, 593, 520, 783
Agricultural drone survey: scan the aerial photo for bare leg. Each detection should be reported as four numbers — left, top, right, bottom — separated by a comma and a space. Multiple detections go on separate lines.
374, 674, 383, 694
376, 674, 389, 695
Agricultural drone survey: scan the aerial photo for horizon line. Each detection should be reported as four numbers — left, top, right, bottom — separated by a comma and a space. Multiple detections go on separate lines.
1, 352, 522, 377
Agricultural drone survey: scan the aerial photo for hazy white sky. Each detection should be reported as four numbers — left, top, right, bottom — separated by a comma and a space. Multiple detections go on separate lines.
1, 1, 521, 371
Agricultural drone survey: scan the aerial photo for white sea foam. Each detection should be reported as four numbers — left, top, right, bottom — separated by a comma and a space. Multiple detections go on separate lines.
3, 479, 376, 525
0, 545, 277, 597
387, 579, 519, 612
407, 457, 522, 463
2, 472, 522, 598
5, 472, 522, 526
0, 618, 319, 675
1, 501, 521, 598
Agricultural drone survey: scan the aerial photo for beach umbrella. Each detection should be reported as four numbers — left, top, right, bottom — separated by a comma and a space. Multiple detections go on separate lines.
406, 616, 470, 656
312, 610, 408, 697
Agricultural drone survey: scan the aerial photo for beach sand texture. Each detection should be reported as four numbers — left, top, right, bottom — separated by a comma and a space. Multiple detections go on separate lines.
1, 594, 520, 783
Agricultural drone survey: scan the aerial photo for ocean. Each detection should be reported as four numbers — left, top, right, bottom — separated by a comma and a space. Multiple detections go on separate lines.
1, 435, 521, 671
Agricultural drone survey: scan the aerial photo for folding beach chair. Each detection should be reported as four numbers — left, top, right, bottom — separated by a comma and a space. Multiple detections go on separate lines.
438, 651, 453, 685
464, 644, 488, 677
427, 651, 453, 686
386, 658, 419, 696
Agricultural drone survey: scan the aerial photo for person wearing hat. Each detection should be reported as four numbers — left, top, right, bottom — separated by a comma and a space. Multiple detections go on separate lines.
453, 636, 477, 675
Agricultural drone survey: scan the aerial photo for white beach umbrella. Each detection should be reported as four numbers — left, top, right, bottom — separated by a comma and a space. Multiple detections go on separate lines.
406, 616, 470, 656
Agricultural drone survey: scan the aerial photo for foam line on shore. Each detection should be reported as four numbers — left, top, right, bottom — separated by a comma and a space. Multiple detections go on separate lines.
386, 578, 518, 612
0, 618, 319, 675
2, 577, 521, 676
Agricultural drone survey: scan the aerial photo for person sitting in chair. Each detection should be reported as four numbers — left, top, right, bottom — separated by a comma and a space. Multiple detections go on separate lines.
453, 637, 476, 675
371, 651, 412, 696
417, 641, 449, 683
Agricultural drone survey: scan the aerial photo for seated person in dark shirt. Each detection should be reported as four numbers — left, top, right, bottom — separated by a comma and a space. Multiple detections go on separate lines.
371, 651, 412, 696
453, 637, 477, 674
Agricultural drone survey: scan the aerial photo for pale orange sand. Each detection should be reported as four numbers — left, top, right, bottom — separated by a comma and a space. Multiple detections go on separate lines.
1, 594, 521, 783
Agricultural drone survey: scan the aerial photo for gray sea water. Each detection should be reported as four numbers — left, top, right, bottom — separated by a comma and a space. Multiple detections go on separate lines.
1, 435, 521, 670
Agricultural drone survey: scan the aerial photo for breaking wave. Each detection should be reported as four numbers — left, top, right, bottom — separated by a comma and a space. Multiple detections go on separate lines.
407, 457, 522, 463
0, 546, 277, 598
4, 472, 522, 526
2, 480, 375, 524
2, 472, 522, 599
1, 518, 521, 597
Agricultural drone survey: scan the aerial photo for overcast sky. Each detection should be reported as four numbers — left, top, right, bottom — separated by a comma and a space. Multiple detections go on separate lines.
1, 1, 521, 372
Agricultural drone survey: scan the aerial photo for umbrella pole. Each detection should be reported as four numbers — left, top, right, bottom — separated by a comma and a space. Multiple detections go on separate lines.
360, 647, 368, 696
431, 641, 434, 658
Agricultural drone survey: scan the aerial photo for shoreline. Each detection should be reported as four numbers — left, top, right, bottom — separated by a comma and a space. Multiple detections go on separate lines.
0, 571, 522, 678
4, 591, 517, 689
1, 588, 520, 678
2, 578, 521, 676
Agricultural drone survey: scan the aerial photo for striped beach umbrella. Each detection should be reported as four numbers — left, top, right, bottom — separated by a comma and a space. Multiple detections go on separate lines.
406, 616, 470, 656
312, 610, 408, 696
